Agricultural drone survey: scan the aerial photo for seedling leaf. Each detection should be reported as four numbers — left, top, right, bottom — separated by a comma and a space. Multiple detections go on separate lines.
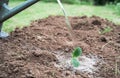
72, 47, 82, 58
71, 58, 80, 67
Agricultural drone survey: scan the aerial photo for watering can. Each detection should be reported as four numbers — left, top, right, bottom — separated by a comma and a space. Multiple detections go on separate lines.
0, 0, 40, 38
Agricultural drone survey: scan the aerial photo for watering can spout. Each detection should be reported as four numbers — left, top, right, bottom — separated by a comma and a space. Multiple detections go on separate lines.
0, 0, 39, 22
0, 0, 40, 38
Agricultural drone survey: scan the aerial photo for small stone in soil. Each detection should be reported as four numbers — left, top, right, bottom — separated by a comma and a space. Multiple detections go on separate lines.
32, 50, 42, 57
65, 48, 70, 52
64, 71, 71, 76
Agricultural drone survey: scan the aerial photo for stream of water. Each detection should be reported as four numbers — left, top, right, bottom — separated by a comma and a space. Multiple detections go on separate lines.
57, 0, 76, 47
56, 1, 104, 76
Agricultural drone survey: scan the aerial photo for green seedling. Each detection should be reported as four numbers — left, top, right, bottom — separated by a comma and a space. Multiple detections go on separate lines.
99, 26, 112, 34
71, 47, 82, 67
71, 57, 80, 67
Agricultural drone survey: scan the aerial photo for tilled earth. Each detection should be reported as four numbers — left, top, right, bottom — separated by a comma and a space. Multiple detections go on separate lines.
0, 16, 120, 78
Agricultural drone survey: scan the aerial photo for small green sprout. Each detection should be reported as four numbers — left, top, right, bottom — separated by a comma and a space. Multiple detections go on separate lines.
71, 58, 80, 67
71, 47, 82, 67
99, 26, 112, 34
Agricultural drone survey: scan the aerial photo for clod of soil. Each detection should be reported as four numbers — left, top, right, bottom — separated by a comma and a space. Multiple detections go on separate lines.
0, 16, 120, 78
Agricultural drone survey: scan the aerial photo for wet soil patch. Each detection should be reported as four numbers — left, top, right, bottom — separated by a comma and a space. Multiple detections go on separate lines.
0, 16, 120, 78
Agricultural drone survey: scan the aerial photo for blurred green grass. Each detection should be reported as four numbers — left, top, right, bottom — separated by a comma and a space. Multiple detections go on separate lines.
3, 1, 120, 32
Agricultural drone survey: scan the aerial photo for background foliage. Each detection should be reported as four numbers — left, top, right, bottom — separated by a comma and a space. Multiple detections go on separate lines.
4, 0, 120, 32
116, 3, 120, 14
10, 0, 120, 5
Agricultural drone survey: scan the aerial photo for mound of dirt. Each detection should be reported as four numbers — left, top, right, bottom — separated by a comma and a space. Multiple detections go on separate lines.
0, 16, 120, 78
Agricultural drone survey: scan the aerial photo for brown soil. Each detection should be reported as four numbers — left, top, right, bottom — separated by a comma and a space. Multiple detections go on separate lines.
0, 16, 120, 78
